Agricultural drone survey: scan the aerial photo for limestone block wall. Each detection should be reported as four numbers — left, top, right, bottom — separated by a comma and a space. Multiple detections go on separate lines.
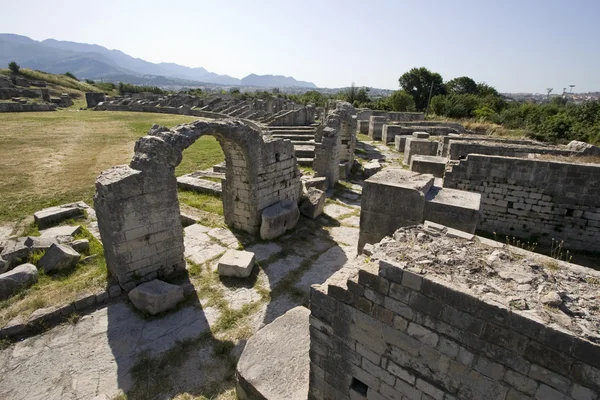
95, 119, 301, 289
448, 140, 573, 160
266, 106, 314, 126
383, 125, 461, 144
314, 127, 340, 189
444, 155, 600, 252
85, 92, 106, 108
357, 120, 369, 134
368, 116, 387, 140
440, 136, 545, 157
309, 257, 600, 400
0, 103, 56, 112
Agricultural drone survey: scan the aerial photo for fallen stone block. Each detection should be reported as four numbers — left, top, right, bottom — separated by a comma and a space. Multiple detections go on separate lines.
39, 225, 82, 238
260, 200, 300, 240
177, 174, 222, 197
34, 203, 86, 229
24, 236, 59, 251
303, 177, 328, 191
70, 239, 90, 253
0, 238, 31, 272
37, 243, 80, 273
217, 249, 256, 278
363, 160, 382, 178
0, 263, 38, 300
413, 131, 430, 139
128, 279, 184, 315
299, 188, 326, 219
236, 306, 310, 400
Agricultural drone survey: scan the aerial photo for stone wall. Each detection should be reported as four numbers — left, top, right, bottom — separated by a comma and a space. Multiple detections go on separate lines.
308, 225, 600, 400
448, 140, 574, 160
85, 92, 106, 108
440, 136, 545, 157
444, 155, 600, 252
266, 106, 315, 126
95, 119, 301, 290
94, 103, 230, 120
0, 103, 56, 112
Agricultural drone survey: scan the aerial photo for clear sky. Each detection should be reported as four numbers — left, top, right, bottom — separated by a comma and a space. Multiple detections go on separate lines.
1, 0, 599, 93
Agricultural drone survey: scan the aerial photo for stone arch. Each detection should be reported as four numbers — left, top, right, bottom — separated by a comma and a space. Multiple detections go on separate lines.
95, 119, 301, 290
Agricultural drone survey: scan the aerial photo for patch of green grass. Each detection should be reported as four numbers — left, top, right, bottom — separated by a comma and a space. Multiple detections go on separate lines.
175, 136, 225, 177
357, 133, 371, 142
178, 190, 224, 215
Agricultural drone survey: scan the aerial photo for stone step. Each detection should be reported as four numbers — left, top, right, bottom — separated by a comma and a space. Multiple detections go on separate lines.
294, 145, 315, 158
297, 158, 314, 167
291, 139, 315, 146
213, 162, 226, 173
271, 133, 315, 141
177, 175, 222, 197
268, 126, 316, 131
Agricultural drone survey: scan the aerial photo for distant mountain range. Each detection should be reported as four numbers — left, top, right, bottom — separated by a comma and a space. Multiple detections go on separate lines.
0, 33, 317, 88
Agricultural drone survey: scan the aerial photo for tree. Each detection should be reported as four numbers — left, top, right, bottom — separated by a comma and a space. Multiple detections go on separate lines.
476, 82, 499, 97
446, 76, 478, 95
344, 82, 358, 104
398, 67, 445, 111
387, 90, 416, 112
8, 61, 20, 74
64, 72, 78, 81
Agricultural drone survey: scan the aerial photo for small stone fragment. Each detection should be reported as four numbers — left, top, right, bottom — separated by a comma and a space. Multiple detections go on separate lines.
218, 249, 256, 278
70, 239, 90, 253
541, 291, 563, 307
128, 279, 184, 315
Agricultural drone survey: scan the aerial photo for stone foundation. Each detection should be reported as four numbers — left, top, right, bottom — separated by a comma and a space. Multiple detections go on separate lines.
410, 155, 447, 177
403, 137, 440, 166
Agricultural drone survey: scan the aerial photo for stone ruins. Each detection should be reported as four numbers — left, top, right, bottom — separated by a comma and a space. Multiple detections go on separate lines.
0, 74, 74, 112
1, 93, 599, 399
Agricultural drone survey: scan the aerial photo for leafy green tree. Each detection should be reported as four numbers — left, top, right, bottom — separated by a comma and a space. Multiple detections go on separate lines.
8, 61, 20, 74
64, 72, 78, 81
446, 76, 478, 95
398, 67, 445, 111
476, 82, 499, 97
387, 90, 416, 112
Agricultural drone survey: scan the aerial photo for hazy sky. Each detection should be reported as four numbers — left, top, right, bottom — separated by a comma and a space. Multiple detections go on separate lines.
2, 0, 599, 92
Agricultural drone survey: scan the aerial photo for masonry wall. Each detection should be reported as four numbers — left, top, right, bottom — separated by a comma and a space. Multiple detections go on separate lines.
444, 155, 600, 252
440, 136, 544, 157
447, 140, 573, 160
308, 260, 600, 400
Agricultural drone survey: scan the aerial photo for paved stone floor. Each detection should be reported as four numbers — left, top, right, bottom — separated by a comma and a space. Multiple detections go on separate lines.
0, 183, 367, 400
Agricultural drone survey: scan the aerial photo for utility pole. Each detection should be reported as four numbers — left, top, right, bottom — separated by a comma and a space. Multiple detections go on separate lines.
546, 88, 553, 101
425, 81, 434, 117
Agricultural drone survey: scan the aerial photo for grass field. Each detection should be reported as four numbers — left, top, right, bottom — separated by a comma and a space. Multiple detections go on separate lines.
0, 110, 225, 222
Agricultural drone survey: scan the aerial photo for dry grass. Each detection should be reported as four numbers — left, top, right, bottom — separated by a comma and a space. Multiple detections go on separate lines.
0, 111, 199, 221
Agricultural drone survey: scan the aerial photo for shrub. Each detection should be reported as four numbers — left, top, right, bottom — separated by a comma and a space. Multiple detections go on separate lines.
8, 61, 20, 74
64, 72, 78, 81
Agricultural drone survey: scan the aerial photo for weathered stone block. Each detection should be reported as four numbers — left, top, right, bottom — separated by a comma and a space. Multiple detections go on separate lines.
410, 155, 447, 178
34, 202, 85, 229
299, 188, 326, 219
37, 243, 80, 273
217, 249, 256, 278
260, 200, 299, 240
128, 279, 184, 315
0, 263, 38, 300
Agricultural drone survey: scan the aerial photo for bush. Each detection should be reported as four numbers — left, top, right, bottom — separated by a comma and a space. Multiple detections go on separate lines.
8, 61, 20, 74
64, 72, 78, 81
387, 90, 416, 112
118, 82, 167, 95
85, 79, 95, 85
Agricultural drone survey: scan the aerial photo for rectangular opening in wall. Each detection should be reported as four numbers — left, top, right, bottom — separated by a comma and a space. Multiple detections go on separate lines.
350, 377, 368, 397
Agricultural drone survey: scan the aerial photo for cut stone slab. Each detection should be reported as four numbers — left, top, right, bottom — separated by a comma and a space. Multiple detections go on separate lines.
39, 225, 82, 238
128, 279, 184, 315
236, 306, 310, 400
299, 188, 326, 219
177, 174, 222, 197
218, 249, 256, 278
303, 177, 328, 191
0, 263, 38, 300
413, 131, 430, 139
410, 155, 447, 178
244, 242, 282, 263
207, 227, 239, 248
260, 200, 300, 240
24, 236, 59, 251
37, 243, 80, 273
363, 160, 382, 178
34, 202, 86, 229
0, 238, 30, 272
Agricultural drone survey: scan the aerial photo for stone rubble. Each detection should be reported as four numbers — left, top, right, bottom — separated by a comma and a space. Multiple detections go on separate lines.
128, 279, 184, 315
